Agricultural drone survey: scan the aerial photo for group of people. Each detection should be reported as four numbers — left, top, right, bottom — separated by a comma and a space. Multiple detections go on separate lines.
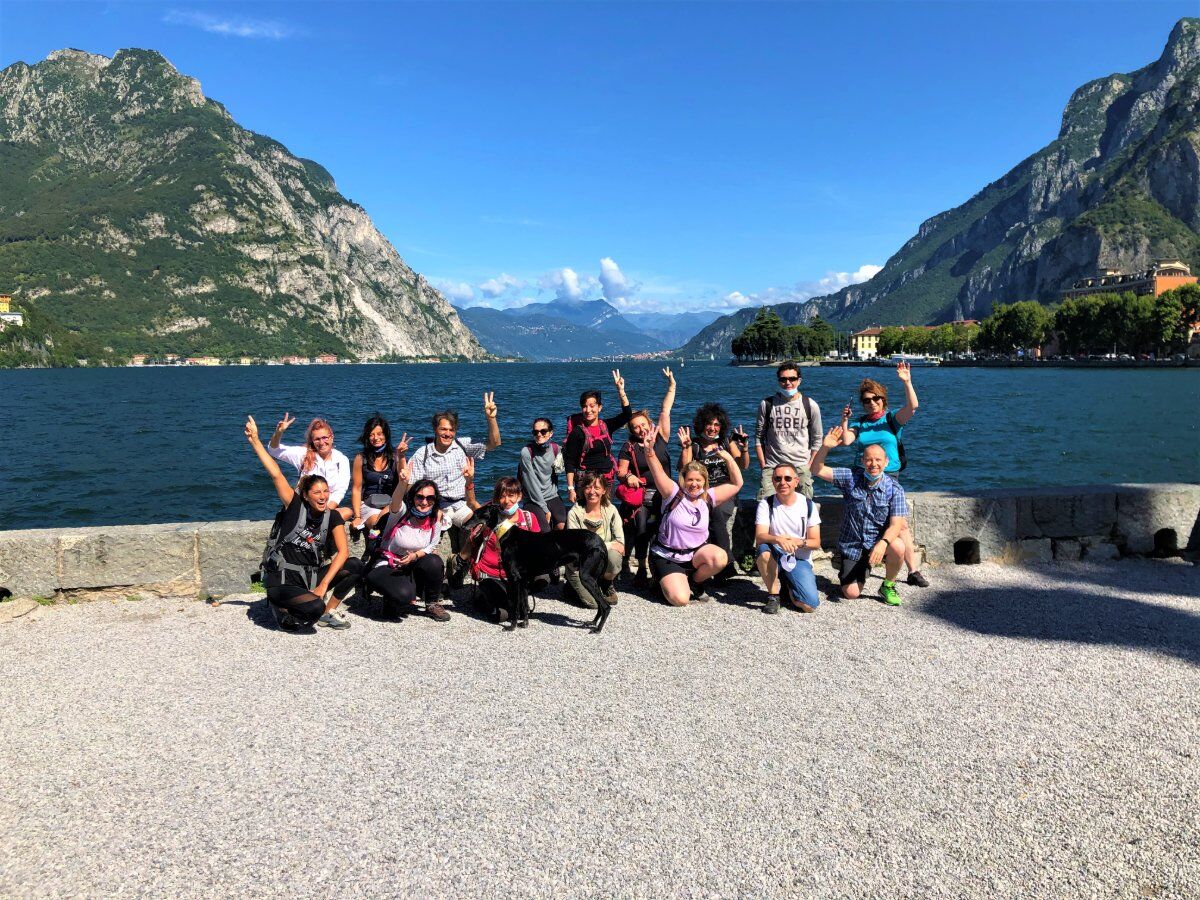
245, 360, 928, 631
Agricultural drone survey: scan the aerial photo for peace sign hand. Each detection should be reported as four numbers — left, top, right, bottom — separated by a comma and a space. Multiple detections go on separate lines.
462, 456, 475, 481
731, 424, 749, 446
677, 425, 692, 448
662, 366, 675, 387
611, 369, 625, 392
395, 432, 410, 457
483, 391, 498, 419
276, 412, 295, 433
244, 415, 260, 444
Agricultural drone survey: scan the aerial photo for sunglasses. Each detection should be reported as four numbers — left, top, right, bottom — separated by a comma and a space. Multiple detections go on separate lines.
861, 395, 884, 403
532, 427, 552, 436
778, 376, 800, 383
413, 493, 436, 504
772, 475, 795, 483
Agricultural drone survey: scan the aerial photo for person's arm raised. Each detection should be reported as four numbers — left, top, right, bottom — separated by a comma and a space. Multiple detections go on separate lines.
268, 411, 294, 451
840, 404, 857, 446
809, 426, 843, 484
641, 433, 677, 496
710, 447, 743, 505
677, 425, 694, 468
894, 361, 918, 425
730, 424, 751, 470
656, 367, 676, 441
483, 391, 502, 449
246, 415, 295, 508
388, 460, 413, 514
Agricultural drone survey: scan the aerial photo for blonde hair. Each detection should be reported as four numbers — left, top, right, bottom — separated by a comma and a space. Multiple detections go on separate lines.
679, 461, 709, 490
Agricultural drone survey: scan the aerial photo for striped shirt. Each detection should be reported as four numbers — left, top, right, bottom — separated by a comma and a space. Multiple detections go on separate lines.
831, 466, 909, 560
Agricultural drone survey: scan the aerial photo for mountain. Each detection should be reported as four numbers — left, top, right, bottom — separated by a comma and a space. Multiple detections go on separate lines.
0, 48, 485, 362
684, 17, 1200, 356
623, 310, 723, 348
455, 300, 668, 360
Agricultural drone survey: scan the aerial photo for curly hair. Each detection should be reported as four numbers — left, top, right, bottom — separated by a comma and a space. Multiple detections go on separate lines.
692, 403, 730, 445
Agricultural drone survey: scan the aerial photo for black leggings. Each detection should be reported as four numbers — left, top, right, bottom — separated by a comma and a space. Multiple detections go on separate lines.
622, 501, 660, 565
266, 560, 362, 625
709, 498, 736, 555
364, 554, 445, 610
475, 576, 509, 619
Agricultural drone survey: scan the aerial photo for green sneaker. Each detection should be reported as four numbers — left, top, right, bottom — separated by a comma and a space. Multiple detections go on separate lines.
879, 581, 902, 606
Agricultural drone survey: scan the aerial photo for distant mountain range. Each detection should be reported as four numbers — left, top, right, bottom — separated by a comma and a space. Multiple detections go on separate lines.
0, 48, 484, 363
684, 17, 1200, 357
455, 299, 721, 360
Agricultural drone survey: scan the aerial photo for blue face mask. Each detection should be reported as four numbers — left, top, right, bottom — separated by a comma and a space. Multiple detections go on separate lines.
781, 386, 799, 398
503, 502, 521, 517
865, 470, 885, 486
408, 505, 433, 518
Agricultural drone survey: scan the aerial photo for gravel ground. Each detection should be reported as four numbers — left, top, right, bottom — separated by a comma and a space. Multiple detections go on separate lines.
1, 558, 1198, 899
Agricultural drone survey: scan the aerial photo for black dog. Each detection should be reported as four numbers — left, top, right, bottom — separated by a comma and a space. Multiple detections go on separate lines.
0, 587, 10, 602
471, 503, 613, 633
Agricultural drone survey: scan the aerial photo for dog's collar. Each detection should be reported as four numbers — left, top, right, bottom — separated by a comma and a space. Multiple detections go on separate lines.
494, 518, 516, 540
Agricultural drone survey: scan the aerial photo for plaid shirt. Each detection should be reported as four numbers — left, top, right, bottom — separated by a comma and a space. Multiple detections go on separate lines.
409, 437, 487, 504
831, 466, 909, 560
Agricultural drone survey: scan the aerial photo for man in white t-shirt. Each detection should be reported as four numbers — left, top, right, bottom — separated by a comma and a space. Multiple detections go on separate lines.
754, 462, 822, 614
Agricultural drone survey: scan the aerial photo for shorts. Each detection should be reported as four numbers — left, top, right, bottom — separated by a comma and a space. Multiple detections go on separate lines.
839, 554, 871, 587
649, 552, 695, 581
529, 496, 568, 529
358, 502, 386, 525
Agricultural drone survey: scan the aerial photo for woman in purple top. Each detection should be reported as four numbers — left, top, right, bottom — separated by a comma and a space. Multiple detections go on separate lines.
638, 432, 743, 606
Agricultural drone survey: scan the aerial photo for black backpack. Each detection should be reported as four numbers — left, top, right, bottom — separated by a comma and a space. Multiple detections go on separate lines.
258, 502, 332, 589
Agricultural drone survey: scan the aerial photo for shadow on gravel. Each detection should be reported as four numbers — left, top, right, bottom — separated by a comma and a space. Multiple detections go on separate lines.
219, 598, 317, 635
917, 588, 1200, 666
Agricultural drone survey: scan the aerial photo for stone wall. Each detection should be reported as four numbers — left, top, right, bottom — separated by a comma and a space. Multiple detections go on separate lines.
1, 484, 1196, 600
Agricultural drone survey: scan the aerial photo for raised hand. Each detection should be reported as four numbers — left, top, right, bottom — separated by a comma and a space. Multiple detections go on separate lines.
462, 456, 475, 481
244, 415, 260, 444
611, 369, 625, 393
677, 425, 692, 448
896, 361, 911, 383
822, 425, 844, 449
276, 411, 295, 433
483, 391, 498, 418
399, 460, 414, 484
395, 432, 410, 457
842, 404, 853, 421
731, 424, 748, 447
662, 366, 675, 387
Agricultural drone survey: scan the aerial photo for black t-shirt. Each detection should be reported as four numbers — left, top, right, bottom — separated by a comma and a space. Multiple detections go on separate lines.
564, 406, 632, 475
696, 442, 732, 486
271, 495, 343, 585
619, 433, 672, 480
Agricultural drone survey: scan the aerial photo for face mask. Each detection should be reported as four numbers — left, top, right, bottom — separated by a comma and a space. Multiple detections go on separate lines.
503, 503, 521, 517
781, 386, 799, 398
865, 470, 885, 486
408, 505, 432, 518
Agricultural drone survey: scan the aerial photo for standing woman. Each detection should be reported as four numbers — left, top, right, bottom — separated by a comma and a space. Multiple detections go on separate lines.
678, 403, 750, 562
268, 412, 352, 520
364, 462, 449, 621
838, 361, 928, 588
246, 416, 358, 631
640, 432, 743, 606
517, 417, 566, 530
350, 413, 410, 537
615, 367, 676, 587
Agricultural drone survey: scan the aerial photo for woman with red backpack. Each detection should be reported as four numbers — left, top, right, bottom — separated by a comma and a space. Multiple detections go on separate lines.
614, 367, 676, 587
563, 369, 632, 502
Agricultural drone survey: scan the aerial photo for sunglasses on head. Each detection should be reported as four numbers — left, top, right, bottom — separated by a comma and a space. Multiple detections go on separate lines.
861, 395, 883, 403
772, 474, 795, 483
414, 492, 436, 504
532, 427, 552, 436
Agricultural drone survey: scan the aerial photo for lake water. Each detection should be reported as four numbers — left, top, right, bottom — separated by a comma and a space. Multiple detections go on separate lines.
1, 361, 1197, 530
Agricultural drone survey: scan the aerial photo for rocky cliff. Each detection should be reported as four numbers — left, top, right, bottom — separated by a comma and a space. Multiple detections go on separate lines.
0, 48, 485, 360
684, 17, 1200, 354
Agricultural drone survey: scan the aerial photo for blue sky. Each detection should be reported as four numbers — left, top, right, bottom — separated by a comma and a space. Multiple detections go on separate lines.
1, 1, 1194, 314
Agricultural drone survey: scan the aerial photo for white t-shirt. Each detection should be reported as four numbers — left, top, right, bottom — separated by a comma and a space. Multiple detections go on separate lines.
268, 443, 351, 506
755, 495, 821, 561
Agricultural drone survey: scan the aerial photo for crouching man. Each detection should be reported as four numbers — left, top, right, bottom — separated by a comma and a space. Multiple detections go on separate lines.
809, 426, 910, 606
754, 463, 822, 614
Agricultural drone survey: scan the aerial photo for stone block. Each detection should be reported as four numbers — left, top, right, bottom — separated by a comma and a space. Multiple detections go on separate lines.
1084, 540, 1120, 561
0, 528, 59, 598
1014, 486, 1117, 539
1052, 539, 1082, 561
58, 524, 199, 591
1014, 538, 1053, 563
199, 520, 271, 597
909, 491, 1017, 565
1114, 483, 1200, 555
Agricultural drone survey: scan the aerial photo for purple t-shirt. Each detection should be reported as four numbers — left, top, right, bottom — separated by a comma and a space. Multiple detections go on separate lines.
651, 484, 717, 561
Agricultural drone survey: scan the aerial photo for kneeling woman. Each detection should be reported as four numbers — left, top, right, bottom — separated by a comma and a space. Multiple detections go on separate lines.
246, 416, 358, 631
464, 476, 541, 623
565, 471, 625, 605
640, 433, 743, 606
366, 466, 448, 621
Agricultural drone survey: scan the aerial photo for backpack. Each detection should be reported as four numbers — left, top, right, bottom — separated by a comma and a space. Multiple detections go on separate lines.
259, 501, 332, 590
615, 440, 646, 508
855, 412, 907, 472
370, 506, 438, 569
565, 413, 615, 473
767, 494, 815, 536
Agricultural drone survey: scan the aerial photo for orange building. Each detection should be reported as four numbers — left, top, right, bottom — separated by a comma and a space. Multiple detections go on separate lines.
1062, 260, 1195, 300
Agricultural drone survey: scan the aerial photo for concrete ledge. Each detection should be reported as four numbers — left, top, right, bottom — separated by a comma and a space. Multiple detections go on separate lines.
0, 483, 1195, 600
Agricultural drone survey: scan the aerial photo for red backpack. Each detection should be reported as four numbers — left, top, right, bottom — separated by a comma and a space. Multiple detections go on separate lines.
565, 412, 616, 474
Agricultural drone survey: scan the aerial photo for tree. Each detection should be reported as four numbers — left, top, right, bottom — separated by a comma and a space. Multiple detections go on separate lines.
982, 301, 1053, 353
808, 315, 836, 356
928, 324, 955, 356
877, 327, 906, 356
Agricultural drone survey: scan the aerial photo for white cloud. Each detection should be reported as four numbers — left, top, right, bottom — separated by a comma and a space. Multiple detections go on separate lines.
478, 273, 526, 298
163, 9, 296, 39
432, 279, 476, 304
539, 267, 585, 302
718, 264, 883, 310
598, 257, 631, 302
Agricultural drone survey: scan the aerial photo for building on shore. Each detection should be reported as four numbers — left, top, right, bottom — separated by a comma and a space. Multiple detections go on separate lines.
1061, 260, 1195, 300
0, 294, 24, 331
849, 320, 980, 359
129, 355, 147, 367
314, 354, 339, 364
185, 356, 221, 366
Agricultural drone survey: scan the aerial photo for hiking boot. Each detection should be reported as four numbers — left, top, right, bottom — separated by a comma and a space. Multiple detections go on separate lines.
272, 605, 303, 631
426, 602, 451, 622
764, 594, 780, 615
906, 570, 930, 588
317, 611, 351, 630
879, 581, 902, 606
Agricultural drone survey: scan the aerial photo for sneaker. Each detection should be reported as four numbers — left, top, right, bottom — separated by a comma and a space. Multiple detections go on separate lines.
906, 570, 930, 588
689, 579, 709, 602
879, 581, 902, 606
764, 594, 780, 615
349, 524, 363, 543
426, 602, 451, 622
317, 611, 351, 630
